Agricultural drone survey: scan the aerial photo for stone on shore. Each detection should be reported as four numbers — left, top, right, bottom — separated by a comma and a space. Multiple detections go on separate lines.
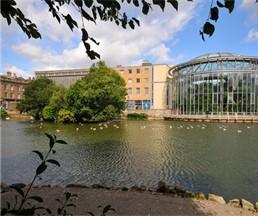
208, 194, 226, 204
241, 199, 256, 212
228, 198, 240, 208
255, 202, 258, 211
195, 192, 206, 200
157, 181, 170, 193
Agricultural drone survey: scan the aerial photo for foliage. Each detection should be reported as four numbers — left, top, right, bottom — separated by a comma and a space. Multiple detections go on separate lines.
0, 109, 9, 119
1, 0, 251, 60
17, 77, 56, 120
127, 113, 148, 120
43, 85, 67, 121
58, 109, 76, 123
66, 62, 126, 122
1, 133, 68, 215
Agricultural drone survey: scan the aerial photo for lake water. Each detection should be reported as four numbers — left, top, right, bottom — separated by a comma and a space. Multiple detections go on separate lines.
1, 120, 258, 202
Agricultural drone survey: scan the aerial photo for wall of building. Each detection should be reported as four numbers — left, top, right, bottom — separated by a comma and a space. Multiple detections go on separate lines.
152, 64, 172, 110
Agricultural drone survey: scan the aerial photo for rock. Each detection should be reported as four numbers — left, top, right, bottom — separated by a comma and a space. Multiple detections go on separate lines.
241, 199, 255, 212
139, 185, 147, 191
131, 185, 144, 192
157, 181, 170, 193
228, 199, 240, 208
174, 185, 186, 194
91, 184, 106, 189
66, 184, 88, 188
255, 202, 258, 211
208, 194, 226, 204
195, 192, 206, 200
121, 187, 128, 191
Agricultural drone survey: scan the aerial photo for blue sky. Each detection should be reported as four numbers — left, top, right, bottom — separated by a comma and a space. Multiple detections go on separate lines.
1, 0, 258, 78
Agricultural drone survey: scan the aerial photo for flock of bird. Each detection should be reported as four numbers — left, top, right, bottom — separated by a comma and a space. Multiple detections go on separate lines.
37, 121, 253, 134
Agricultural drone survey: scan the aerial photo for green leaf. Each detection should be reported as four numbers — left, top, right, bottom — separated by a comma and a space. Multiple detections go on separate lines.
224, 0, 234, 13
81, 8, 95, 22
133, 0, 139, 7
81, 28, 88, 41
153, 0, 165, 11
46, 159, 60, 166
142, 0, 150, 15
84, 0, 93, 7
65, 192, 71, 200
45, 133, 55, 148
217, 0, 224, 7
203, 22, 215, 37
210, 6, 219, 22
167, 0, 178, 10
36, 162, 47, 175
27, 196, 44, 202
132, 18, 140, 26
56, 139, 68, 144
89, 37, 100, 45
32, 150, 44, 160
10, 185, 24, 197
74, 0, 83, 7
63, 14, 78, 31
128, 20, 135, 29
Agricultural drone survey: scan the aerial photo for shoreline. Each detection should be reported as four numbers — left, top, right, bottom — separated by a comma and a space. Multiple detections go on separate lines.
1, 182, 258, 215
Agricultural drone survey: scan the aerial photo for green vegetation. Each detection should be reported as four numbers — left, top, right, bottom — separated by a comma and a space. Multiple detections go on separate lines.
66, 62, 126, 123
0, 109, 9, 119
127, 113, 148, 120
18, 63, 126, 123
1, 0, 245, 60
17, 77, 56, 120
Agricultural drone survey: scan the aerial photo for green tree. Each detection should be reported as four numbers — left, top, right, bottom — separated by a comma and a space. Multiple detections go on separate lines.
1, 0, 250, 60
66, 62, 126, 122
17, 77, 56, 119
43, 85, 67, 121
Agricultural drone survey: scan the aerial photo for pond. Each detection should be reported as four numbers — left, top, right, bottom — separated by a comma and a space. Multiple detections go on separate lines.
1, 120, 258, 202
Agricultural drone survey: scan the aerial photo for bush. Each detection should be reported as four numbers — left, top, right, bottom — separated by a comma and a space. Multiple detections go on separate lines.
127, 113, 148, 120
43, 105, 56, 121
0, 109, 9, 119
57, 109, 76, 123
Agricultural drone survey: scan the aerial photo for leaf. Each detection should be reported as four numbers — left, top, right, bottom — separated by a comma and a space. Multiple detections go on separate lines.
142, 0, 150, 15
46, 208, 52, 214
217, 0, 224, 7
133, 0, 139, 7
32, 150, 44, 160
200, 30, 205, 41
87, 212, 95, 216
210, 6, 219, 22
65, 192, 71, 200
153, 0, 165, 11
84, 0, 93, 7
45, 133, 55, 148
56, 139, 67, 144
81, 8, 95, 22
132, 18, 140, 26
66, 203, 76, 208
102, 205, 115, 214
36, 162, 47, 175
203, 22, 215, 37
74, 0, 83, 7
46, 159, 60, 167
89, 37, 100, 45
27, 196, 44, 202
10, 185, 24, 197
167, 0, 178, 10
224, 0, 234, 13
81, 28, 88, 41
128, 20, 135, 29
63, 14, 78, 31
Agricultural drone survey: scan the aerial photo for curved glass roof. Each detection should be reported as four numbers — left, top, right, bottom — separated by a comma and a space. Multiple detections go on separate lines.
194, 52, 241, 60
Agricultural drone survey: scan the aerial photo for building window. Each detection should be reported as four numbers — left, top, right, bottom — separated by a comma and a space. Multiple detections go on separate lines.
136, 78, 140, 83
128, 69, 132, 74
11, 85, 14, 91
144, 78, 149, 83
144, 68, 149, 73
10, 93, 13, 98
144, 87, 149, 94
136, 69, 140, 74
127, 88, 132, 95
128, 79, 132, 84
136, 88, 140, 94
5, 92, 8, 98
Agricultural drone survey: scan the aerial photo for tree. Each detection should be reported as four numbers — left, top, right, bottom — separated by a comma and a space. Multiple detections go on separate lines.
2, 0, 253, 60
17, 77, 56, 119
66, 62, 127, 122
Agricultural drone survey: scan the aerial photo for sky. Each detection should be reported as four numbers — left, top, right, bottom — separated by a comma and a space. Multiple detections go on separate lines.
1, 0, 258, 78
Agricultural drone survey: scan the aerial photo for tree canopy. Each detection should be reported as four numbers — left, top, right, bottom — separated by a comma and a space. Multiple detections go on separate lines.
2, 0, 254, 60
66, 62, 127, 122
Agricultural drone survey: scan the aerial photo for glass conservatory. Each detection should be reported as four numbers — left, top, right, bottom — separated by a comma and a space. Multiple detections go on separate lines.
167, 53, 258, 115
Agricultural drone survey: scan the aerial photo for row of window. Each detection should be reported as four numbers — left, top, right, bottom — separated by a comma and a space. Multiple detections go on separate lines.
4, 92, 22, 99
127, 87, 150, 95
3, 84, 24, 91
119, 67, 150, 74
127, 78, 150, 83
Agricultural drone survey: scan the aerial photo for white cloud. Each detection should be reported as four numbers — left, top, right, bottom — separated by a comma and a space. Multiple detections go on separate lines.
8, 0, 200, 71
241, 0, 258, 22
246, 28, 258, 42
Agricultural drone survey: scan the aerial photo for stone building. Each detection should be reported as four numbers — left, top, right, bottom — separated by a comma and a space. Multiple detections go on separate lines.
0, 72, 31, 111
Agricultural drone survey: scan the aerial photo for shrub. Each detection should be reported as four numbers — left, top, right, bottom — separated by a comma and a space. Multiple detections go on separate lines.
127, 113, 148, 120
57, 109, 76, 123
43, 105, 56, 121
0, 109, 9, 119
